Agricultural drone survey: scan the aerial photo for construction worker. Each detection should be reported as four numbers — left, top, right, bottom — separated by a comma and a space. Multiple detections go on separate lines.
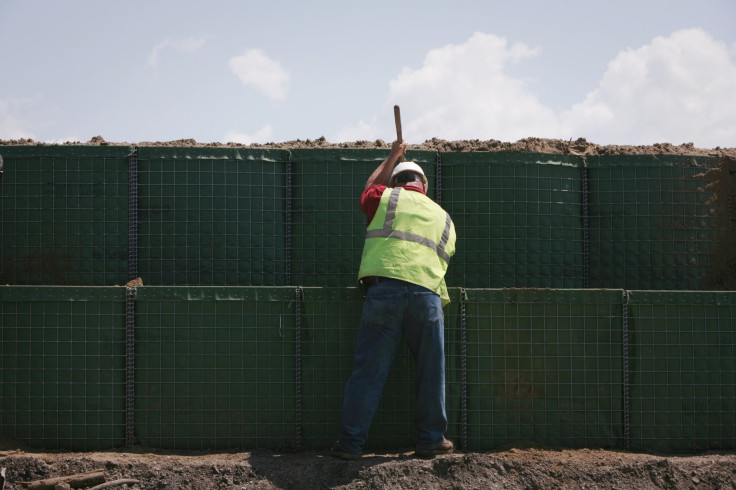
332, 139, 456, 459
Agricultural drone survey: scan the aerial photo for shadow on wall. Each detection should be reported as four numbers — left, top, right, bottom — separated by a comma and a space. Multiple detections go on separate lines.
700, 156, 736, 289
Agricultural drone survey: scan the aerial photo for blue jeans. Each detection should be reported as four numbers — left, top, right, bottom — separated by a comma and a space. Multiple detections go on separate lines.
338, 277, 447, 454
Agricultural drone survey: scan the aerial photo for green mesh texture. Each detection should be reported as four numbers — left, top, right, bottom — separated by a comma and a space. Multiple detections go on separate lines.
441, 152, 585, 288
136, 148, 290, 286
462, 289, 624, 450
587, 155, 722, 289
627, 291, 736, 452
0, 147, 728, 290
0, 146, 131, 285
2, 286, 733, 452
0, 287, 127, 450
133, 287, 298, 450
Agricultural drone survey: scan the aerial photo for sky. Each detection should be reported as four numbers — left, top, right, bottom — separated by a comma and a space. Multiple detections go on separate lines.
1, 0, 735, 148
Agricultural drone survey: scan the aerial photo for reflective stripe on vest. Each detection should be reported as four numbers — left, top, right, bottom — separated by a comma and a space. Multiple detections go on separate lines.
365, 187, 453, 264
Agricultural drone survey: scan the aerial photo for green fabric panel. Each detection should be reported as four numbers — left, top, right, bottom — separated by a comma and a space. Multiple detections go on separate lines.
136, 149, 290, 286
440, 152, 585, 289
462, 288, 624, 450
0, 286, 127, 450
134, 286, 298, 450
626, 291, 736, 452
0, 146, 130, 285
299, 287, 368, 447
587, 155, 722, 290
289, 148, 437, 288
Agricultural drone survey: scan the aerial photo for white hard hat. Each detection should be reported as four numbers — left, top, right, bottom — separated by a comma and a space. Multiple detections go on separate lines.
390, 161, 428, 187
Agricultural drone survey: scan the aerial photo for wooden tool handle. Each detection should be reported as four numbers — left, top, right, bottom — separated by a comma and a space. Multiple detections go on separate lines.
394, 105, 405, 162
394, 105, 403, 142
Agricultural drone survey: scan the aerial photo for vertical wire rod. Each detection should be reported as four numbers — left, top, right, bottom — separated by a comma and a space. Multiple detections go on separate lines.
285, 153, 293, 286
295, 286, 302, 449
460, 288, 468, 452
125, 286, 136, 447
581, 160, 590, 288
622, 289, 630, 451
128, 147, 139, 282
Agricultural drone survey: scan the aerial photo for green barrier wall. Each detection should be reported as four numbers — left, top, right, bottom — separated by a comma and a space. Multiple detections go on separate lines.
0, 147, 131, 286
462, 289, 624, 450
1, 286, 733, 453
0, 146, 733, 453
626, 291, 736, 452
136, 148, 290, 286
442, 152, 585, 288
134, 287, 298, 449
0, 286, 127, 450
0, 146, 729, 290
587, 155, 721, 290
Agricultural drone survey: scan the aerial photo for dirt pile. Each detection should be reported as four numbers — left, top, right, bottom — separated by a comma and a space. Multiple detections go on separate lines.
1, 447, 735, 489
2, 136, 736, 157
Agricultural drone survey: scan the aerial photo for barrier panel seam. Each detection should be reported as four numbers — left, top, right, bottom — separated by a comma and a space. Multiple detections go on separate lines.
435, 151, 442, 206
622, 289, 631, 451
125, 286, 136, 448
582, 158, 590, 288
286, 152, 293, 285
295, 286, 303, 449
460, 288, 468, 452
128, 147, 139, 282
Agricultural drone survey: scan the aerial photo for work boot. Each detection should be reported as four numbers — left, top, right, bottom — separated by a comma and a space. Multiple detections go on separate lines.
330, 441, 361, 460
415, 438, 454, 458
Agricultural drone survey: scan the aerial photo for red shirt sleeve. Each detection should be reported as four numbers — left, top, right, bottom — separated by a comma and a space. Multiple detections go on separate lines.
360, 185, 386, 223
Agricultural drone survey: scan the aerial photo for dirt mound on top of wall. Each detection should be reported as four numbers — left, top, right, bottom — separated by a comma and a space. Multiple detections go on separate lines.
2, 136, 736, 157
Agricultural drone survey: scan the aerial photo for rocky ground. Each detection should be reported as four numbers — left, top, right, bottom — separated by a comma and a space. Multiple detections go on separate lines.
1, 445, 736, 489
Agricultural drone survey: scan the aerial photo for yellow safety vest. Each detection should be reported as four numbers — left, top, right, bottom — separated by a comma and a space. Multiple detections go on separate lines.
358, 187, 456, 306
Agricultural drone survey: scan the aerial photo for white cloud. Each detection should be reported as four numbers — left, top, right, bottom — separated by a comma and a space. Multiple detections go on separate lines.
229, 49, 290, 100
224, 124, 274, 144
562, 28, 736, 146
147, 37, 206, 68
336, 32, 557, 142
337, 29, 736, 148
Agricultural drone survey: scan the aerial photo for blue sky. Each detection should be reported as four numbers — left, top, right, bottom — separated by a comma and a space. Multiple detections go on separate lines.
1, 0, 735, 147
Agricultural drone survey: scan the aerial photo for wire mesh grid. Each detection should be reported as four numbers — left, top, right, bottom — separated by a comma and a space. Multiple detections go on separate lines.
136, 149, 291, 286
299, 288, 363, 447
587, 157, 723, 290
134, 287, 298, 450
627, 291, 736, 452
0, 287, 126, 450
0, 149, 130, 286
462, 289, 624, 450
441, 153, 585, 289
